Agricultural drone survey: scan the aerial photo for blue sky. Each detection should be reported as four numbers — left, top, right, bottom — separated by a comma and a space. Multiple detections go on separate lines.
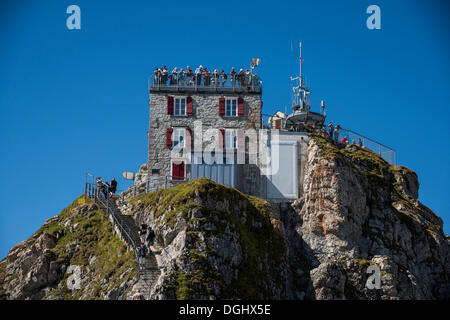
0, 0, 449, 258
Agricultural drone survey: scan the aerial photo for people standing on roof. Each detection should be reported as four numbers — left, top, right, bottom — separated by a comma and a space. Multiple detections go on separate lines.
328, 121, 334, 139
170, 67, 178, 85
186, 66, 194, 86
220, 70, 227, 86
237, 69, 245, 86
358, 138, 363, 147
109, 178, 117, 195
137, 244, 147, 271
161, 66, 168, 85
212, 69, 219, 86
195, 65, 203, 85
179, 68, 185, 86
245, 69, 251, 87
340, 136, 348, 144
146, 227, 155, 248
140, 223, 148, 243
202, 68, 210, 86
334, 125, 341, 143
230, 68, 236, 87
153, 68, 160, 85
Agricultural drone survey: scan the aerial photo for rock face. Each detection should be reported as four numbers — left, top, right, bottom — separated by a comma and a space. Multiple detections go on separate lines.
1, 130, 449, 300
127, 179, 289, 299
0, 197, 137, 300
284, 131, 450, 300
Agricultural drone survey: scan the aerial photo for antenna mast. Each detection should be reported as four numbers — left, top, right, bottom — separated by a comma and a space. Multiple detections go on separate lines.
290, 41, 311, 112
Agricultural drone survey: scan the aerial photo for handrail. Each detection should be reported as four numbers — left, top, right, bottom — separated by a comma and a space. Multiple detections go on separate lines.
84, 179, 141, 300
149, 71, 262, 91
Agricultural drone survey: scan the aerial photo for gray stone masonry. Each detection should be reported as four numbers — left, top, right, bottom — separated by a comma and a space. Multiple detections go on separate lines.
148, 89, 263, 195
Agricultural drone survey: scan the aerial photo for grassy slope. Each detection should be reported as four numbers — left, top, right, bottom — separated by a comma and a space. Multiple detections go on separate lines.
0, 196, 137, 300
129, 178, 287, 299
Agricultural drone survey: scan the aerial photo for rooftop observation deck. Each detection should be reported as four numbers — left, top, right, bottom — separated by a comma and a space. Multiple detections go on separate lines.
148, 72, 262, 94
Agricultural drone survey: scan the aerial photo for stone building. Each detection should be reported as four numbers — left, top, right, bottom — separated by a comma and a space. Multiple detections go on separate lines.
147, 73, 265, 197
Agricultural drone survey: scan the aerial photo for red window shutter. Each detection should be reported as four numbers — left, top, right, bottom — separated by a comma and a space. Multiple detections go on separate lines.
186, 96, 193, 116
219, 129, 225, 148
238, 97, 244, 116
237, 129, 244, 149
179, 162, 185, 180
167, 96, 174, 115
218, 97, 225, 116
186, 128, 192, 147
172, 162, 178, 180
172, 161, 184, 180
166, 128, 173, 147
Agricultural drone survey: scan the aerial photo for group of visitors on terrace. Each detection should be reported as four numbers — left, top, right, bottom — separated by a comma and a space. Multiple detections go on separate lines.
328, 121, 362, 147
152, 65, 261, 88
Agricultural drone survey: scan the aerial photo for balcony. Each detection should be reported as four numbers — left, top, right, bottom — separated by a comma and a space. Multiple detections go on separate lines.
149, 72, 262, 94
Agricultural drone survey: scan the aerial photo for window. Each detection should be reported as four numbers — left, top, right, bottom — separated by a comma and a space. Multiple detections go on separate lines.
172, 128, 186, 148
225, 129, 237, 149
225, 98, 237, 117
174, 97, 186, 116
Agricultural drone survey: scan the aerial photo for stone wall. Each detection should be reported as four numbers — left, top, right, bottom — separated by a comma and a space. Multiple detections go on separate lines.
148, 90, 262, 194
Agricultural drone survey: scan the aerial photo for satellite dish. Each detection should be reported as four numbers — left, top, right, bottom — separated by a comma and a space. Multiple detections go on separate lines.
122, 171, 135, 180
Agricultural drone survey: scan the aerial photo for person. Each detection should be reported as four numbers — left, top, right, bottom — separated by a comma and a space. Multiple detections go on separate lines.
96, 177, 104, 198
237, 69, 245, 86
230, 68, 236, 87
202, 68, 210, 86
340, 136, 347, 144
109, 178, 117, 195
328, 121, 334, 139
153, 68, 160, 85
334, 125, 341, 143
195, 65, 203, 85
146, 227, 155, 248
140, 223, 148, 243
138, 244, 147, 271
220, 70, 227, 86
170, 67, 178, 85
179, 68, 185, 86
358, 138, 363, 147
186, 66, 194, 86
211, 69, 219, 86
161, 66, 168, 85
245, 69, 251, 87
103, 181, 110, 199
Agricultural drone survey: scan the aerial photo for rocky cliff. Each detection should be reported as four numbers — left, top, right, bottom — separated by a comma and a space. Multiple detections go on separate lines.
0, 197, 137, 300
1, 130, 449, 300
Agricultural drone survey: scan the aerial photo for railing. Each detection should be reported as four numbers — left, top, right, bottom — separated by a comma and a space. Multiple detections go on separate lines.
325, 127, 396, 165
84, 175, 141, 300
149, 71, 262, 91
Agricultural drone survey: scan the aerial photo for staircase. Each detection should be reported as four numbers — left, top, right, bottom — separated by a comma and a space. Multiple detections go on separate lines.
84, 178, 161, 300
127, 246, 162, 299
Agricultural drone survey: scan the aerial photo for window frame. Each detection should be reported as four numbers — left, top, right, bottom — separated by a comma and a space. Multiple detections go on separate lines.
174, 97, 187, 116
172, 127, 186, 148
225, 129, 237, 149
225, 98, 238, 117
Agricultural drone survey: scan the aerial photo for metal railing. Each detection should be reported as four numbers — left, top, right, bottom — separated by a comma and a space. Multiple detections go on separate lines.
149, 71, 262, 91
84, 175, 141, 300
326, 127, 396, 165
